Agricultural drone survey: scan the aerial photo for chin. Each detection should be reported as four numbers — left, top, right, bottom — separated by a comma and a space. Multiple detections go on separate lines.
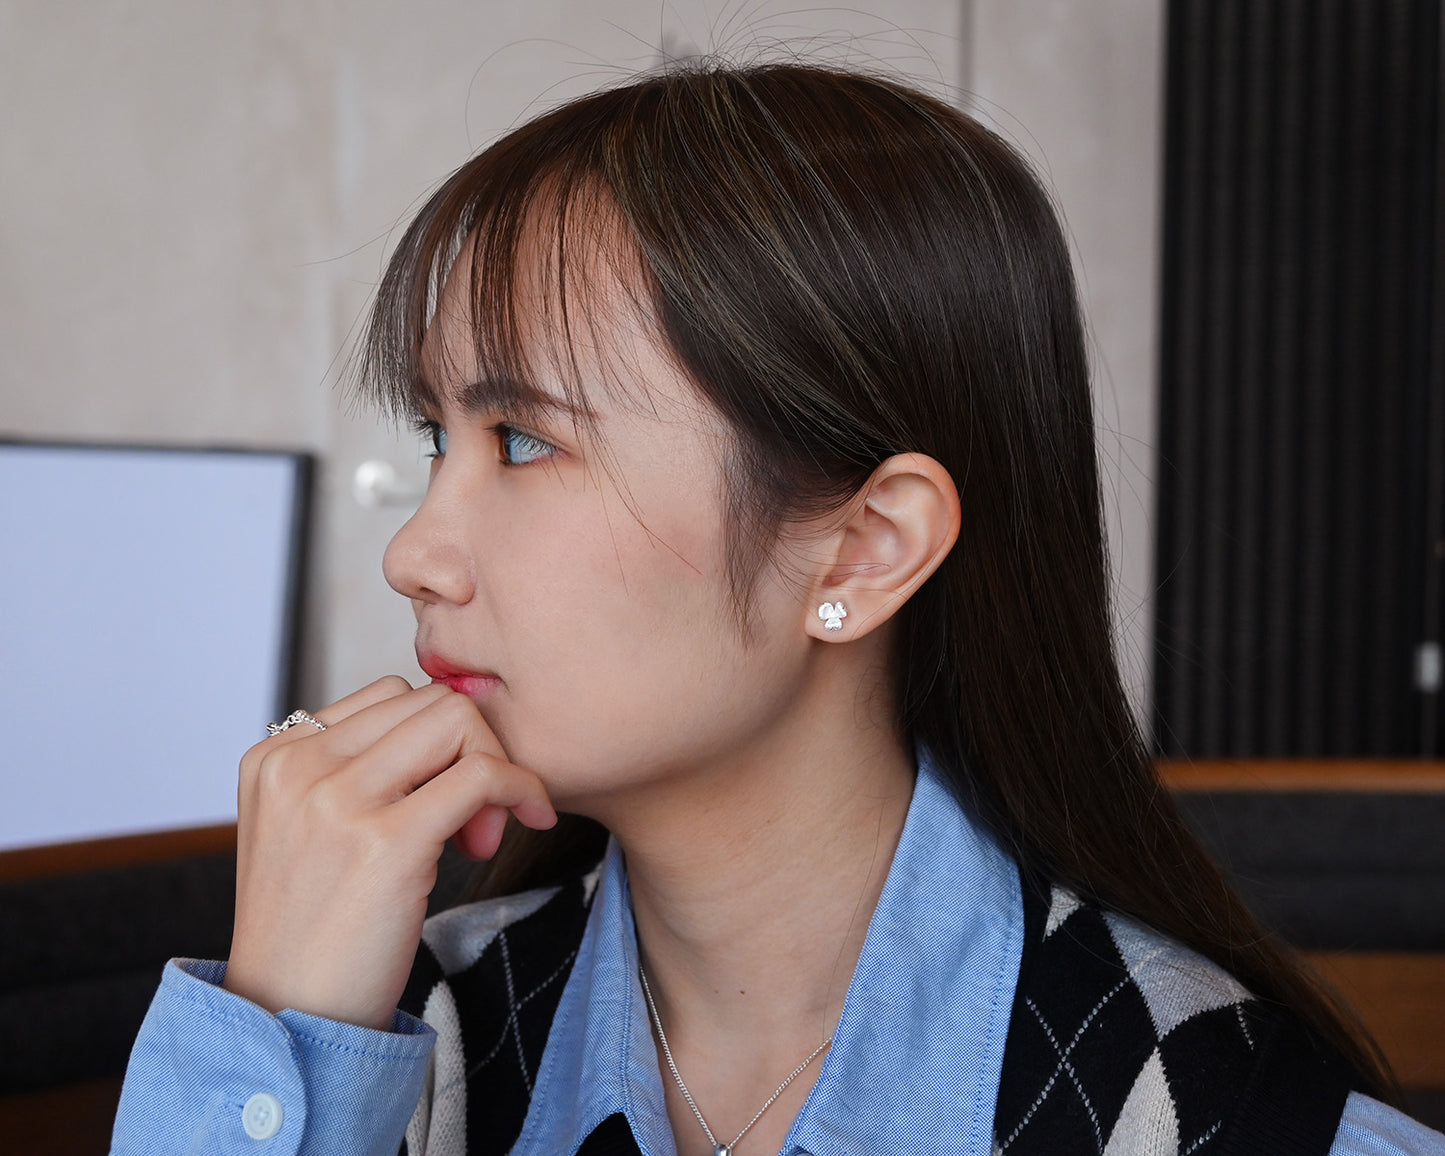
524, 749, 660, 824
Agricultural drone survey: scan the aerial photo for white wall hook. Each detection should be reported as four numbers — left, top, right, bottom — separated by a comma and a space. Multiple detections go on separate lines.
353, 459, 426, 508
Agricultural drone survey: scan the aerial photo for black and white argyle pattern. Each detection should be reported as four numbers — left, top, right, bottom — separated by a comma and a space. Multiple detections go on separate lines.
398, 870, 601, 1156
992, 880, 1357, 1156
395, 861, 1356, 1156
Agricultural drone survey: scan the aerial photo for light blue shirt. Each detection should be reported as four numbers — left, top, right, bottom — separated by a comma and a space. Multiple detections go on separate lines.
512, 755, 1023, 1155
111, 958, 433, 1155
111, 750, 1445, 1154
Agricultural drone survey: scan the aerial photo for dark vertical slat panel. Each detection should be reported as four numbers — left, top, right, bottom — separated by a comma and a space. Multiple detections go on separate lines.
1421, 0, 1445, 755
1284, 0, 1321, 754
1264, 0, 1309, 755
1153, 0, 1178, 753
1151, 0, 1181, 754
1155, 0, 1439, 759
1337, 0, 1373, 751
1366, 1, 1393, 752
1295, 0, 1345, 754
1178, 0, 1217, 754
1327, 1, 1380, 753
1370, 1, 1415, 752
1199, 0, 1245, 751
1402, 0, 1445, 755
1154, 0, 1215, 755
1229, 0, 1276, 753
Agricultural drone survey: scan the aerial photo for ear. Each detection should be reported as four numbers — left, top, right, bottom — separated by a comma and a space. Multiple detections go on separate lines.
803, 453, 961, 642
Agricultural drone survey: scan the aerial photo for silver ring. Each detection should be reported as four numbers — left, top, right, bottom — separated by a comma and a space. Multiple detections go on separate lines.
265, 709, 328, 737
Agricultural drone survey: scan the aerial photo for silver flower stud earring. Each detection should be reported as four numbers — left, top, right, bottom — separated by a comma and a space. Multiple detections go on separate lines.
818, 601, 847, 632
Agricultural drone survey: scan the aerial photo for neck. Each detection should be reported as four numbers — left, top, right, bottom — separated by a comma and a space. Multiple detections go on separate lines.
606, 719, 916, 1054
569, 637, 919, 1155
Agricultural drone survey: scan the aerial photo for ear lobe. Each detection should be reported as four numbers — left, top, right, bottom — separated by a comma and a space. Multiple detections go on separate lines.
805, 453, 960, 641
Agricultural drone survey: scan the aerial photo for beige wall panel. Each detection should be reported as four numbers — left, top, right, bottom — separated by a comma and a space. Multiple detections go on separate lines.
0, 2, 336, 446
969, 0, 1165, 723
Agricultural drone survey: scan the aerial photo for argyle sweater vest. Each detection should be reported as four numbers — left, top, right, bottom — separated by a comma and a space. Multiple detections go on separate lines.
397, 864, 1361, 1156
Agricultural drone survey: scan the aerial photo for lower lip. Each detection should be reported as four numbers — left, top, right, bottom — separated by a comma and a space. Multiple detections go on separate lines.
433, 674, 502, 698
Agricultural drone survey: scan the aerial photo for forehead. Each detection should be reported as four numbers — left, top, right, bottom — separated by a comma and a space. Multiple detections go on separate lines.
420, 216, 729, 443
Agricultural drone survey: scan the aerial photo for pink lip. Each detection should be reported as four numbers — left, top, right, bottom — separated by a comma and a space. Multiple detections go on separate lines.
418, 652, 502, 699
434, 673, 501, 697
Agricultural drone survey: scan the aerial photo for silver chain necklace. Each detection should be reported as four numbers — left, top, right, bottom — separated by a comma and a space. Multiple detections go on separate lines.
638, 963, 832, 1156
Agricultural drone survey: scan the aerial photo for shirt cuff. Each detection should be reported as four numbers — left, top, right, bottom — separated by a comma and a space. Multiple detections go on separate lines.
112, 958, 435, 1156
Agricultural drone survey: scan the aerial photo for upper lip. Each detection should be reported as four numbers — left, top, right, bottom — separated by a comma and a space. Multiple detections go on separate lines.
417, 652, 499, 682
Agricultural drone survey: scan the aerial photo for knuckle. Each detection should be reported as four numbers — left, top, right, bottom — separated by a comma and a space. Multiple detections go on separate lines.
239, 742, 267, 779
459, 750, 501, 787
417, 681, 452, 707
373, 674, 413, 697
243, 727, 295, 766
253, 746, 294, 797
436, 689, 480, 727
304, 773, 349, 823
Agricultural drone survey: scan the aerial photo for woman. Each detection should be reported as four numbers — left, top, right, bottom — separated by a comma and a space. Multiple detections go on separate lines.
113, 62, 1444, 1155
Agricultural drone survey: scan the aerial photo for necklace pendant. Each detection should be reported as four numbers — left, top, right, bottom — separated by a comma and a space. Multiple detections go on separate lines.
714, 1147, 732, 1156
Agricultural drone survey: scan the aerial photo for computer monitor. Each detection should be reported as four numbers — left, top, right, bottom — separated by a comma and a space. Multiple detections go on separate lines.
0, 440, 312, 851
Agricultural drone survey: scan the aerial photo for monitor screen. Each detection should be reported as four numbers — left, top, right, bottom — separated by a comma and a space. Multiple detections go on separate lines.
0, 440, 311, 851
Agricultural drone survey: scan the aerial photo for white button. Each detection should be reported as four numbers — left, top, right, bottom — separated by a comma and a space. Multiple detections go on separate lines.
242, 1092, 284, 1140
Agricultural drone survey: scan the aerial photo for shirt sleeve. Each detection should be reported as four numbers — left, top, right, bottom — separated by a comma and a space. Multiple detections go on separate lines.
110, 959, 436, 1156
1329, 1092, 1445, 1155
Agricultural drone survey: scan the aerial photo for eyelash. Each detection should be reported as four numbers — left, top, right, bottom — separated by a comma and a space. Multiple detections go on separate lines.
410, 418, 557, 467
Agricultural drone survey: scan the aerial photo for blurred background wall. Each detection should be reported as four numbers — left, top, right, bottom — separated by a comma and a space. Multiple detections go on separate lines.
0, 0, 1164, 726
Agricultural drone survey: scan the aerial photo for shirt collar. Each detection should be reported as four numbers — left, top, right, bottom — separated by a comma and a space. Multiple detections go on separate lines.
511, 749, 1023, 1156
510, 833, 672, 1155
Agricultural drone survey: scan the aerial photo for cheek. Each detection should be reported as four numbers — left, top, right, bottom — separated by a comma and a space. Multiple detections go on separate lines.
486, 484, 763, 769
494, 481, 723, 664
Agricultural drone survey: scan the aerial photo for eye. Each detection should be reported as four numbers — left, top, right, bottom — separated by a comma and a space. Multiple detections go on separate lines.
496, 424, 556, 466
412, 419, 446, 459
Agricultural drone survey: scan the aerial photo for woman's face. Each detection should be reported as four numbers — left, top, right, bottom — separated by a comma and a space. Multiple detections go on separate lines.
382, 237, 817, 815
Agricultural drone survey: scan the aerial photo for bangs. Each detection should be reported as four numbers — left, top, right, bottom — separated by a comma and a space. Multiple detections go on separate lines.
356, 87, 657, 437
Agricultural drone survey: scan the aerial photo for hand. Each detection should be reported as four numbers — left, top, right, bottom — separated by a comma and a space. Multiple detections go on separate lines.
223, 676, 557, 1030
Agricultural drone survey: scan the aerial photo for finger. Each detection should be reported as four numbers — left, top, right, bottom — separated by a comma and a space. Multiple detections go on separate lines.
240, 680, 437, 810
398, 751, 557, 850
340, 690, 508, 800
239, 686, 485, 830
454, 805, 510, 860
297, 682, 460, 760
282, 674, 418, 734
253, 675, 418, 756
312, 674, 418, 724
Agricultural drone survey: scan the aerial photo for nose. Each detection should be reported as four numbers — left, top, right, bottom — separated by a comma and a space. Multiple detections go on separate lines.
382, 478, 476, 607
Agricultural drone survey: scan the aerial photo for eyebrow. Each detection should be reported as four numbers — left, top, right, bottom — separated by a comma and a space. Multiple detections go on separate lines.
435, 375, 591, 425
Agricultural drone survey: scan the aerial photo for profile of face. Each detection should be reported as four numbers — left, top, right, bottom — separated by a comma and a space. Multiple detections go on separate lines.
382, 224, 831, 817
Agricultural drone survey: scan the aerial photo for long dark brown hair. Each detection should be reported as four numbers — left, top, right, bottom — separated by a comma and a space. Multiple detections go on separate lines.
357, 61, 1397, 1101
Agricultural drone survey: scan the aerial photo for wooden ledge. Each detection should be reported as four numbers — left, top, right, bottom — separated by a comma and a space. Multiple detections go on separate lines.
3, 759, 1442, 884
0, 824, 237, 885
1159, 760, 1445, 793
1304, 951, 1445, 1087
0, 1075, 124, 1155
